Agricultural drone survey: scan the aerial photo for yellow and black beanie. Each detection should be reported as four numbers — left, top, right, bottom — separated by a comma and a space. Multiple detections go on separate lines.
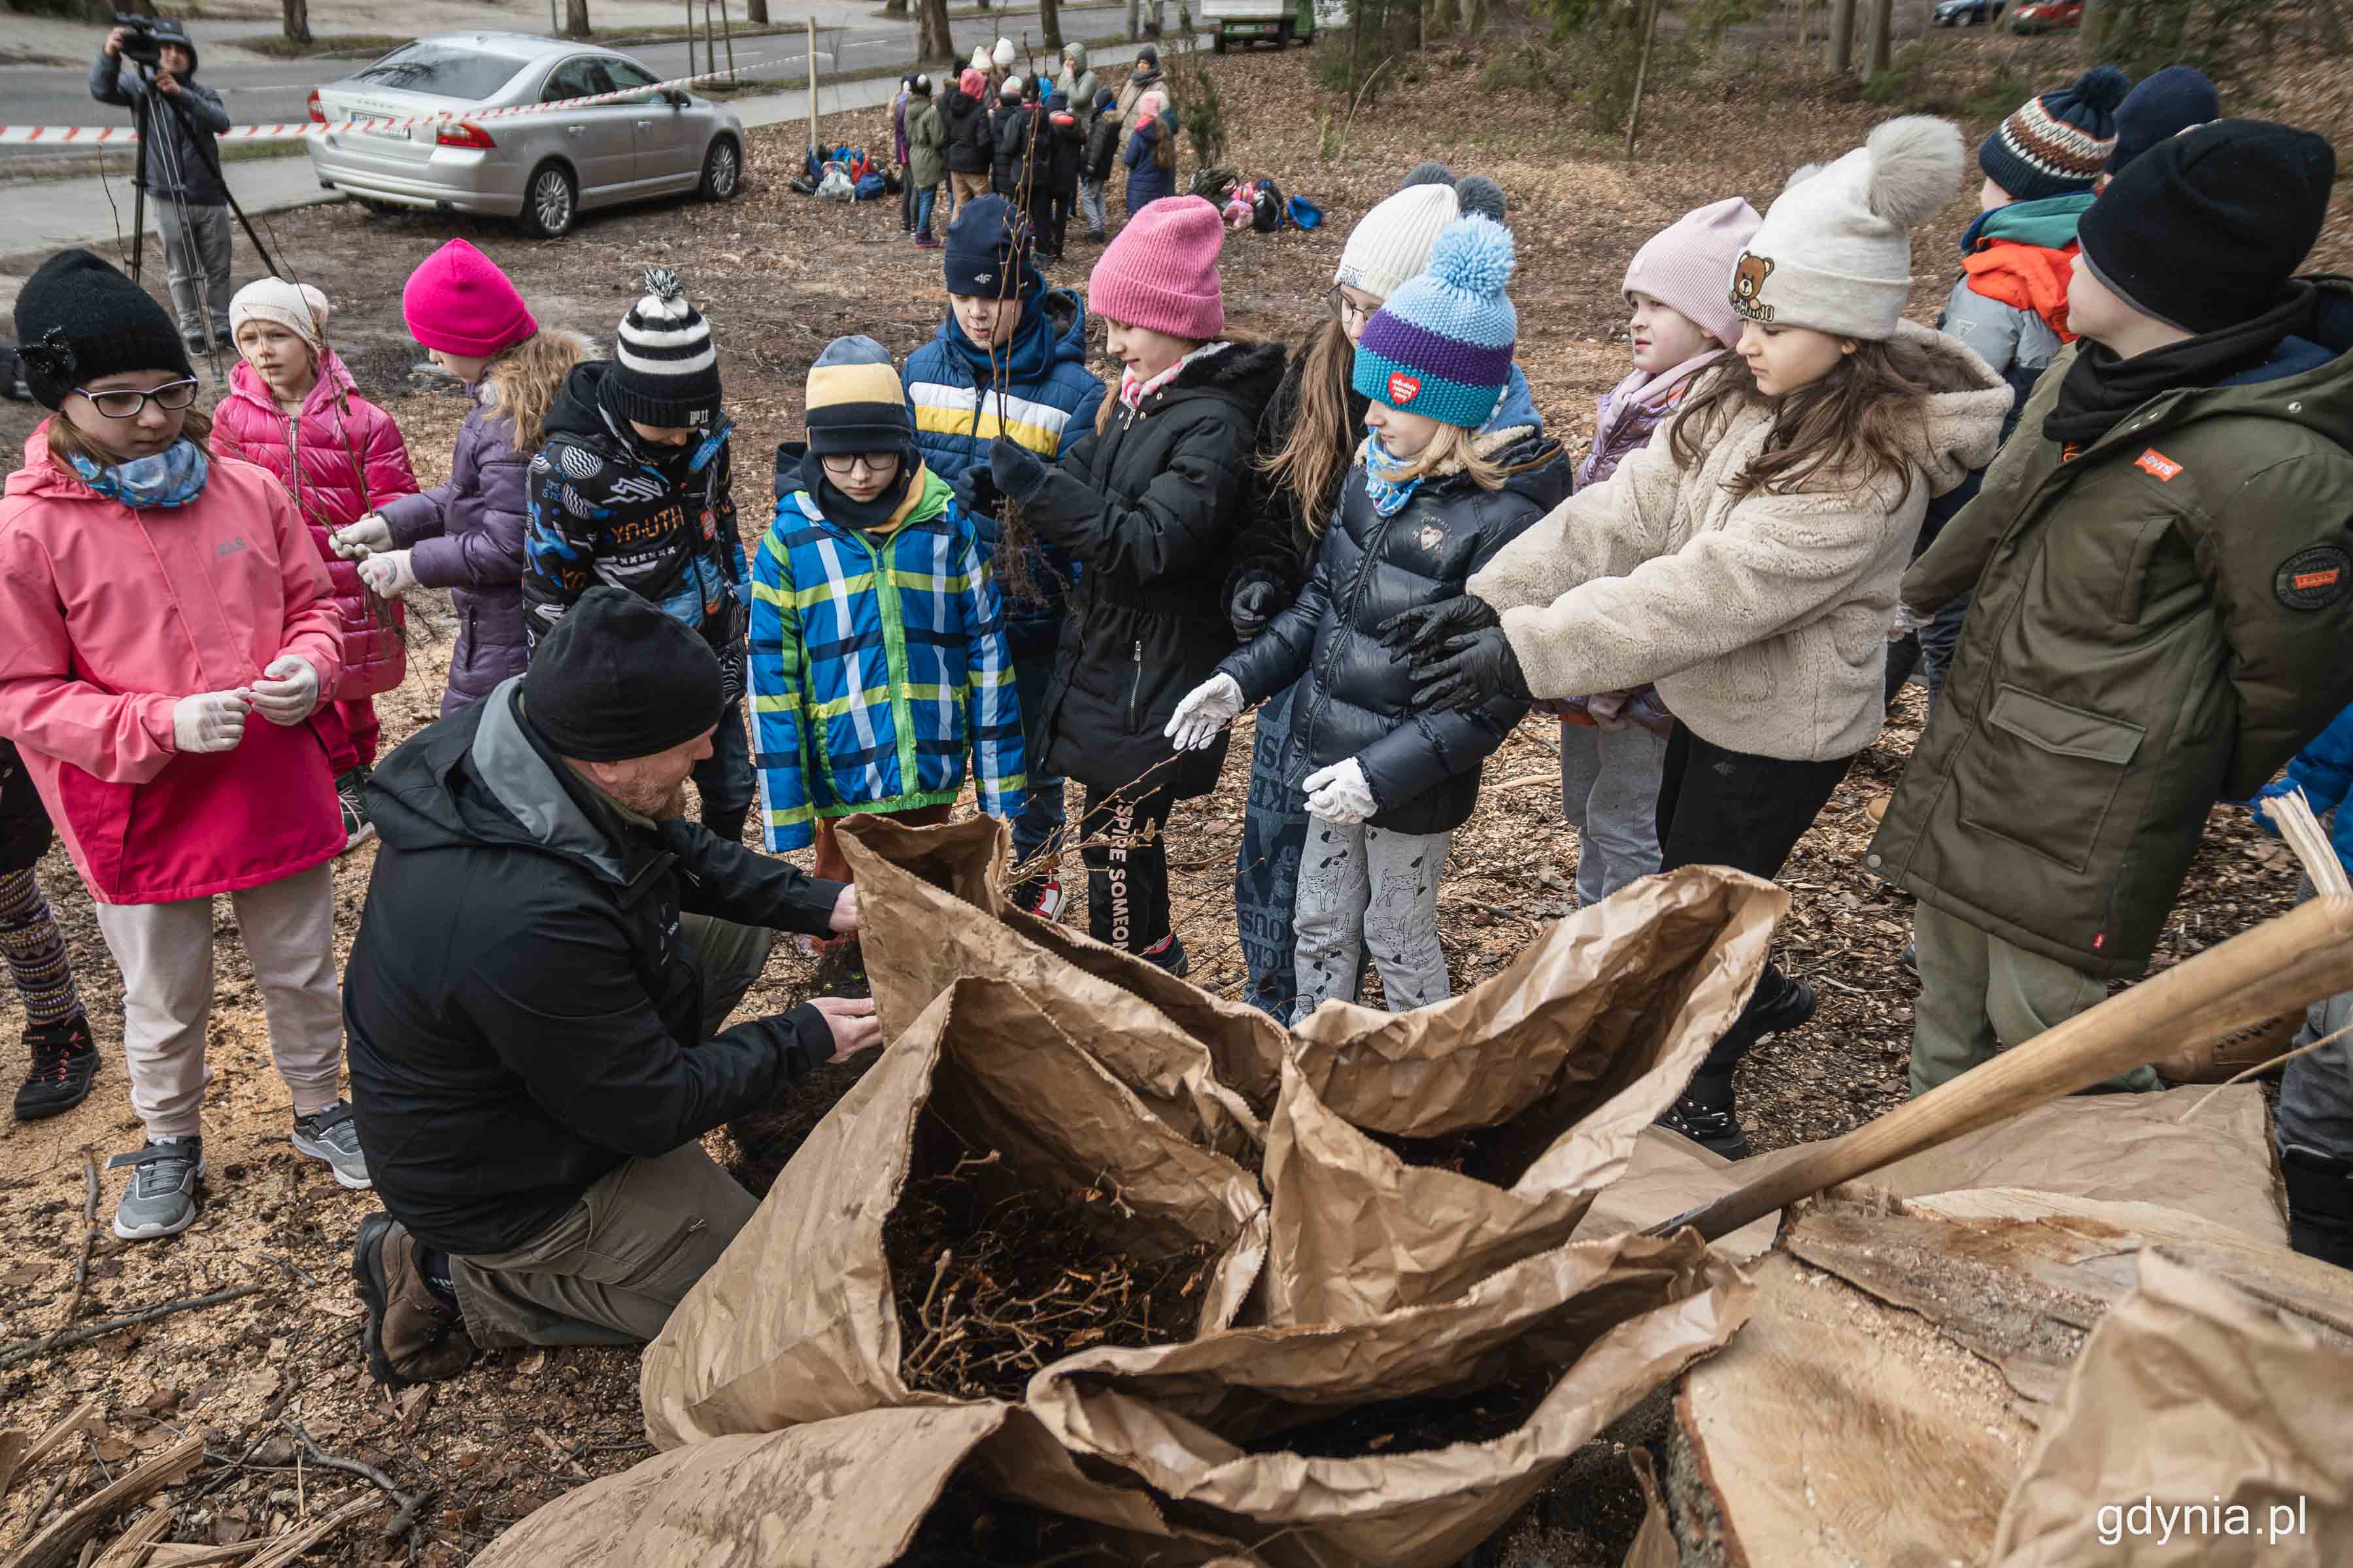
804, 335, 915, 458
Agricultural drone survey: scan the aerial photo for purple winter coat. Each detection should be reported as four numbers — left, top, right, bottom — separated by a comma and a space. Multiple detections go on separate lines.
378, 388, 533, 714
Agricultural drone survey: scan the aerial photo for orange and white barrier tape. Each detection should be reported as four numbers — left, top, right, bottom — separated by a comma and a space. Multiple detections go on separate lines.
0, 58, 762, 146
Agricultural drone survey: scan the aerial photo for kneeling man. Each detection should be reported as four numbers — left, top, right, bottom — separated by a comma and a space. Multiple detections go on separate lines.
345, 586, 877, 1384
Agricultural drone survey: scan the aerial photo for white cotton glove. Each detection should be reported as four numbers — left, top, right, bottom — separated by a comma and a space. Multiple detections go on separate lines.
1164, 672, 1244, 752
331, 514, 394, 559
1302, 758, 1378, 827
249, 654, 321, 726
172, 690, 252, 754
1888, 603, 1925, 642
356, 548, 418, 598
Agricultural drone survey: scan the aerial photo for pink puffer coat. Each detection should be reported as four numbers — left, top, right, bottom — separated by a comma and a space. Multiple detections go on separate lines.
213, 352, 417, 699
0, 430, 345, 905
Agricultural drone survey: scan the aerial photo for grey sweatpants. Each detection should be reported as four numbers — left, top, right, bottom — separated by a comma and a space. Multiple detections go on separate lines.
1078, 177, 1109, 235
155, 200, 232, 342
1558, 720, 1667, 907
1292, 816, 1450, 1020
449, 913, 775, 1350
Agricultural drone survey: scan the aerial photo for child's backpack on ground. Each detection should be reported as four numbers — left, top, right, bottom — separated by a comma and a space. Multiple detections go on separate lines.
854, 171, 888, 201
1190, 165, 1239, 206
1287, 193, 1325, 230
1251, 177, 1285, 233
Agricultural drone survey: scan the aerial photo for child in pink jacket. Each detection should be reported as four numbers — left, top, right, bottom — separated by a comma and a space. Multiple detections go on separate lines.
0, 250, 371, 1242
214, 276, 419, 848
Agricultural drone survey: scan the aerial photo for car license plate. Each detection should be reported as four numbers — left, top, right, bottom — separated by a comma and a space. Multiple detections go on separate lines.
1233, 22, 1268, 32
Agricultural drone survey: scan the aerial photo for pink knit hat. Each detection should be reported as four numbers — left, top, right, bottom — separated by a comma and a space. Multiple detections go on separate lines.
1621, 197, 1761, 350
1089, 196, 1225, 341
401, 239, 538, 358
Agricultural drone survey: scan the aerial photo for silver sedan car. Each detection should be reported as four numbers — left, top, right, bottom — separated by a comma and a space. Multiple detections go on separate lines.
305, 33, 745, 239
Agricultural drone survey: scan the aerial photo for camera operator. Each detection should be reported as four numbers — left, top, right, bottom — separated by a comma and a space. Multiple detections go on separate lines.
90, 18, 233, 356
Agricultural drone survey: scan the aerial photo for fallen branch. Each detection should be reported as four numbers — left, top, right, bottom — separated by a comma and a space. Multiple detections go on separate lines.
36, 1155, 101, 1355
86, 1507, 170, 1568
0, 1431, 203, 1568
0, 1289, 265, 1373
237, 1497, 383, 1568
0, 1399, 103, 1503
281, 1426, 425, 1539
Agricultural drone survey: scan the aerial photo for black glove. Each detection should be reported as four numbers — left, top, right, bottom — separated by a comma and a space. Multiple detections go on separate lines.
1410, 625, 1530, 712
1228, 576, 1281, 641
988, 436, 1051, 505
951, 462, 1003, 521
1377, 594, 1502, 662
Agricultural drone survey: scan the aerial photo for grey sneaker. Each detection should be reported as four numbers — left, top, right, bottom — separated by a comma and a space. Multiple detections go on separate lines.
292, 1101, 373, 1190
109, 1137, 204, 1240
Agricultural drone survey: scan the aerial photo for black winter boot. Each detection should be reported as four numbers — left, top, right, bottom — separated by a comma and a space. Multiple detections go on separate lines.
14, 1012, 98, 1122
2283, 1146, 2353, 1270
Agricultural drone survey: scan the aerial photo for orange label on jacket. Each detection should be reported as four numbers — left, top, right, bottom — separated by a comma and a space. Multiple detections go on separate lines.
2295, 567, 2343, 592
2135, 448, 2183, 481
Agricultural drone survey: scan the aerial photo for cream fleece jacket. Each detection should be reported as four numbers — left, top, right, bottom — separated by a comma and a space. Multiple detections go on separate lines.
1468, 321, 2008, 761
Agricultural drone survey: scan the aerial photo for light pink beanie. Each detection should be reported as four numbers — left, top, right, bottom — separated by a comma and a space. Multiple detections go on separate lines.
1089, 196, 1225, 341
401, 238, 538, 358
1621, 197, 1761, 349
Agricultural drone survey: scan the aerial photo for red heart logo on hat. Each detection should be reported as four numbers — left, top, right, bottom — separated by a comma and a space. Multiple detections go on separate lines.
1387, 373, 1421, 405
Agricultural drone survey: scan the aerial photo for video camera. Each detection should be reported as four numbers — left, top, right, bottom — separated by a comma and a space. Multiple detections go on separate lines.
112, 12, 192, 71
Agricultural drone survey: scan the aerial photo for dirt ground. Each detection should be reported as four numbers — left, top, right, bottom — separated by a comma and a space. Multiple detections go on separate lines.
3, 18, 2348, 1565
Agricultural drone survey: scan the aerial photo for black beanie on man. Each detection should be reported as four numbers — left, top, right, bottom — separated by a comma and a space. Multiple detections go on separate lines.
12, 248, 193, 410
608, 265, 722, 429
2076, 118, 2336, 337
522, 586, 724, 761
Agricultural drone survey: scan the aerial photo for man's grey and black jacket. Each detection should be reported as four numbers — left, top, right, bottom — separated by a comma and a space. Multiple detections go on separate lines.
344, 677, 843, 1256
88, 42, 231, 206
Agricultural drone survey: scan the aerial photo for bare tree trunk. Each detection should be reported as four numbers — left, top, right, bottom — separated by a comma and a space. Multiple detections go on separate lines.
1795, 0, 1810, 48
2078, 0, 2105, 56
1464, 0, 1487, 33
281, 0, 311, 44
919, 0, 955, 60
1825, 0, 1856, 71
1863, 0, 1891, 71
1428, 0, 1457, 33
564, 0, 591, 37
1041, 0, 1064, 48
1128, 0, 1143, 36
747, 0, 768, 19
1623, 0, 1660, 154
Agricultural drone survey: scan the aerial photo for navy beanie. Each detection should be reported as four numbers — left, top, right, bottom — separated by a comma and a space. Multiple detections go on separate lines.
943, 195, 1041, 300
2078, 118, 2335, 335
2108, 65, 2221, 173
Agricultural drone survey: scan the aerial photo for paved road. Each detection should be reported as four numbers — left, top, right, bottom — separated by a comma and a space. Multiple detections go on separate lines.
0, 4, 1144, 147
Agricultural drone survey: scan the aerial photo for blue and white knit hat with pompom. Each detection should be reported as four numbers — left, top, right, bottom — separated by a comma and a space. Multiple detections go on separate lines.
1351, 214, 1517, 429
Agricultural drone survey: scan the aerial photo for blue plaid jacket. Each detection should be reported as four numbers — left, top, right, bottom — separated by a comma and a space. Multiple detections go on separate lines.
748, 458, 1026, 850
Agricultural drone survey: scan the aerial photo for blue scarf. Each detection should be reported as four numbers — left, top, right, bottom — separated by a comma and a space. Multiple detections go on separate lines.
70, 439, 209, 510
1360, 431, 1424, 518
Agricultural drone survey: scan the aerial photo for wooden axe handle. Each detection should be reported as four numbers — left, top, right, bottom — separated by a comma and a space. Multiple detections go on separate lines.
1651, 894, 2353, 1244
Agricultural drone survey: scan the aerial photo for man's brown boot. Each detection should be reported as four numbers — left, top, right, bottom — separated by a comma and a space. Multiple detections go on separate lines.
353, 1212, 477, 1385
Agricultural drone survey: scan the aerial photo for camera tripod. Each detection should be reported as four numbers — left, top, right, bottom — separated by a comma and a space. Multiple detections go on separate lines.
122, 52, 282, 365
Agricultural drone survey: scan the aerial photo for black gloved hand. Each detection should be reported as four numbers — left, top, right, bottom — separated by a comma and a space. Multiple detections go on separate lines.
1376, 593, 1502, 661
1410, 625, 1531, 712
1228, 576, 1281, 641
988, 436, 1051, 505
951, 462, 1003, 520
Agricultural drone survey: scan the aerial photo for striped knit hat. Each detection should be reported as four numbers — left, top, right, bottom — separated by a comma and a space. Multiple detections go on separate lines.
1352, 215, 1517, 429
1980, 64, 2131, 203
610, 266, 721, 429
803, 335, 914, 457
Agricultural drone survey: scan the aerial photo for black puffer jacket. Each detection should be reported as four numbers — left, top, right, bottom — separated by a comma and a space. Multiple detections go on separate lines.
345, 681, 843, 1254
1225, 352, 1370, 637
1221, 427, 1569, 835
990, 100, 1034, 195
943, 88, 991, 175
1021, 340, 1290, 801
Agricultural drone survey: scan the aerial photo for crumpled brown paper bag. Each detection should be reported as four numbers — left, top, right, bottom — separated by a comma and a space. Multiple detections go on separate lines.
639, 977, 1269, 1449
838, 814, 1279, 1154
1259, 869, 1784, 1325
1026, 1227, 1753, 1568
1287, 867, 1787, 1139
1990, 1249, 2353, 1567
472, 1403, 1248, 1566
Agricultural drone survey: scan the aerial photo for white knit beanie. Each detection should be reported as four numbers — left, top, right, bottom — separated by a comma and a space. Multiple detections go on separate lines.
992, 36, 1015, 69
1333, 183, 1460, 303
1623, 197, 1761, 350
1729, 116, 1963, 341
229, 276, 331, 353
970, 44, 991, 75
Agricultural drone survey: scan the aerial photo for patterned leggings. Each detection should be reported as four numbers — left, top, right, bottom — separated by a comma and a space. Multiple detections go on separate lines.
1, 868, 82, 1029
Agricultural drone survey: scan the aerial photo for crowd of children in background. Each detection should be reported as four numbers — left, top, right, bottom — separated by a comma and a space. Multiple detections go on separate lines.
7, 57, 2353, 1278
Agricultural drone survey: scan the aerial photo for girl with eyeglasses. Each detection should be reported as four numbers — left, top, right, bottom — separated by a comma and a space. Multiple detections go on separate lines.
1, 249, 365, 1240
1219, 165, 1529, 1018
747, 336, 1026, 897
